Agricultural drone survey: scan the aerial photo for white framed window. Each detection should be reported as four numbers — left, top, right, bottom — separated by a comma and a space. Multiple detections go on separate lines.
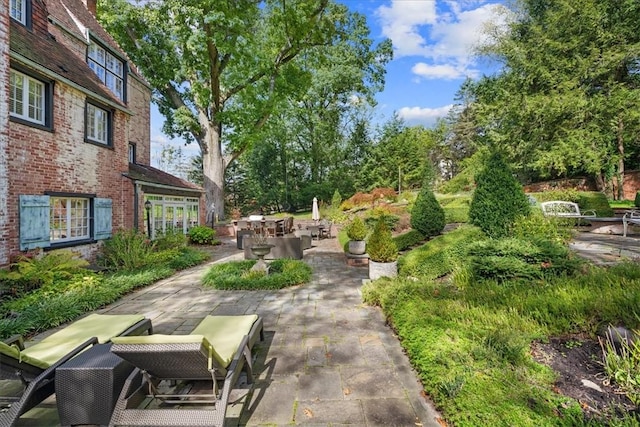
10, 0, 26, 24
88, 41, 125, 100
10, 70, 45, 125
86, 103, 110, 145
50, 197, 90, 243
128, 143, 136, 163
144, 195, 200, 238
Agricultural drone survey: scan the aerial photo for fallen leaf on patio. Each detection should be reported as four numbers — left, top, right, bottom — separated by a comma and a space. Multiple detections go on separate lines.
303, 408, 314, 418
437, 417, 448, 426
343, 387, 351, 395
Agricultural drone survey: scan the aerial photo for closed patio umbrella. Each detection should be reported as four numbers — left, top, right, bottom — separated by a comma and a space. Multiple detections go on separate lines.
312, 197, 320, 222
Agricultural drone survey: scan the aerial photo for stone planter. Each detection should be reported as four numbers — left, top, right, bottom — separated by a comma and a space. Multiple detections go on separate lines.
369, 260, 398, 280
348, 240, 366, 255
250, 244, 274, 273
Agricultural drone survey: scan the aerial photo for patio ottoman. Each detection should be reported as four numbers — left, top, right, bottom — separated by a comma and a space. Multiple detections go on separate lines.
55, 343, 134, 426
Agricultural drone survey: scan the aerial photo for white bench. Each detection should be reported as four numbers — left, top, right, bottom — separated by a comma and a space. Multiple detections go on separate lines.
623, 210, 640, 237
540, 201, 596, 219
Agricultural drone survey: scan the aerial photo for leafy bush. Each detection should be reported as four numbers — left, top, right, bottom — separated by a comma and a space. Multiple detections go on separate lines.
601, 329, 640, 405
577, 191, 614, 217
533, 188, 581, 203
393, 229, 425, 251
0, 247, 208, 340
331, 189, 342, 207
469, 152, 530, 238
511, 210, 573, 244
98, 229, 155, 271
187, 225, 217, 245
636, 192, 640, 208
370, 187, 397, 202
0, 251, 89, 300
400, 225, 485, 280
411, 182, 445, 237
438, 194, 471, 224
345, 216, 368, 240
154, 228, 188, 250
365, 212, 400, 231
202, 259, 312, 290
466, 237, 583, 282
367, 219, 398, 262
532, 191, 614, 217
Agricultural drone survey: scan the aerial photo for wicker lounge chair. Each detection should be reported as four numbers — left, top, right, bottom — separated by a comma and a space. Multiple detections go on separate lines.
0, 314, 152, 427
109, 314, 264, 427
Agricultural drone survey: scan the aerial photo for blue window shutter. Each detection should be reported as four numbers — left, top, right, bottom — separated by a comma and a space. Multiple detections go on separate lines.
94, 198, 112, 240
19, 195, 51, 251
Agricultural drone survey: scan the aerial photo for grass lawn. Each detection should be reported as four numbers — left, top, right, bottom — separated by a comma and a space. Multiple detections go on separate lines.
362, 225, 640, 426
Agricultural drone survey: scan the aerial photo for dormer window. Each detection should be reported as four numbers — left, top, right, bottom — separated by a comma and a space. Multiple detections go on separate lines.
88, 41, 125, 101
10, 0, 27, 24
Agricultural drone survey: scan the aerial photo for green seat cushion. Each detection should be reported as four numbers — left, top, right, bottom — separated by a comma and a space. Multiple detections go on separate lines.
0, 340, 49, 369
111, 334, 226, 368
191, 315, 258, 367
22, 314, 144, 366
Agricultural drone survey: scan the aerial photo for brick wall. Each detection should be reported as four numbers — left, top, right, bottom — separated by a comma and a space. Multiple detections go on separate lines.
623, 171, 640, 201
5, 81, 134, 262
0, 0, 10, 267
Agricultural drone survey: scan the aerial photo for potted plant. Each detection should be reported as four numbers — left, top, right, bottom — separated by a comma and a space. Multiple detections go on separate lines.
367, 219, 398, 280
345, 216, 367, 255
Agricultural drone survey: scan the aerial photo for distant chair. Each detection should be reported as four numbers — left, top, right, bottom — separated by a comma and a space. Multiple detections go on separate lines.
264, 221, 277, 237
320, 220, 332, 238
236, 220, 249, 230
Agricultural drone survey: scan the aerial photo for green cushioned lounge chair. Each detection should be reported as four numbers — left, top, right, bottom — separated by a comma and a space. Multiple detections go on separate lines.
109, 314, 264, 427
0, 314, 152, 427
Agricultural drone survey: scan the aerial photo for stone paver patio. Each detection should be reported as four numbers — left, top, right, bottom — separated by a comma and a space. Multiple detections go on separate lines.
16, 235, 442, 426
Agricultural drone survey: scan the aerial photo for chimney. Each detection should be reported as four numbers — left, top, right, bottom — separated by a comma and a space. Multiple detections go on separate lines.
84, 0, 97, 16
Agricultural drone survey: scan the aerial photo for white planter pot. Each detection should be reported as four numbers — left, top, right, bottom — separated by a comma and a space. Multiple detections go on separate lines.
348, 240, 366, 255
369, 260, 398, 280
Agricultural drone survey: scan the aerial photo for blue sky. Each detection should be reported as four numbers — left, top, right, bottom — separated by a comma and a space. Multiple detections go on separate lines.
150, 0, 508, 165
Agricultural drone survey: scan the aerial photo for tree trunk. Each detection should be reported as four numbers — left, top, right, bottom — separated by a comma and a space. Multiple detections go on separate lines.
201, 123, 227, 222
617, 117, 625, 201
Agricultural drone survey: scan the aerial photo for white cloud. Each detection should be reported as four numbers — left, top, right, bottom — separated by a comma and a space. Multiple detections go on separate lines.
375, 0, 437, 57
376, 1, 508, 80
397, 104, 453, 126
411, 62, 475, 80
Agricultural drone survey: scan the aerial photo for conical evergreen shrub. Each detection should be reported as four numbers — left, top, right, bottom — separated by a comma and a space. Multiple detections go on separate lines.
411, 178, 445, 238
367, 219, 398, 262
469, 151, 530, 238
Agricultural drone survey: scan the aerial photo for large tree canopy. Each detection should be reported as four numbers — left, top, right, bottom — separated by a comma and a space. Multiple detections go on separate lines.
455, 0, 640, 196
98, 0, 390, 218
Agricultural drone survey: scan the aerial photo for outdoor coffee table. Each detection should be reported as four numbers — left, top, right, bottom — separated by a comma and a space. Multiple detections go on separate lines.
55, 343, 134, 426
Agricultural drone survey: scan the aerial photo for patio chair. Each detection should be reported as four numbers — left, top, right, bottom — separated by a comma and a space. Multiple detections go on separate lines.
0, 314, 152, 427
108, 314, 264, 427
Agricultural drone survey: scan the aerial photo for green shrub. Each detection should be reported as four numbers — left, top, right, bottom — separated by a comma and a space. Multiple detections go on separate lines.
393, 230, 425, 251
187, 225, 217, 245
438, 194, 471, 224
154, 228, 188, 250
577, 192, 614, 217
202, 259, 312, 290
469, 152, 530, 238
400, 225, 485, 280
365, 213, 399, 231
411, 182, 445, 237
331, 189, 342, 208
635, 192, 640, 208
511, 210, 573, 244
367, 219, 398, 262
466, 237, 582, 282
345, 216, 367, 241
1, 251, 89, 298
98, 229, 155, 271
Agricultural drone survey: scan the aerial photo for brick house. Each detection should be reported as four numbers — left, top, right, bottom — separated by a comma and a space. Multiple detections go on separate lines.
0, 0, 203, 268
